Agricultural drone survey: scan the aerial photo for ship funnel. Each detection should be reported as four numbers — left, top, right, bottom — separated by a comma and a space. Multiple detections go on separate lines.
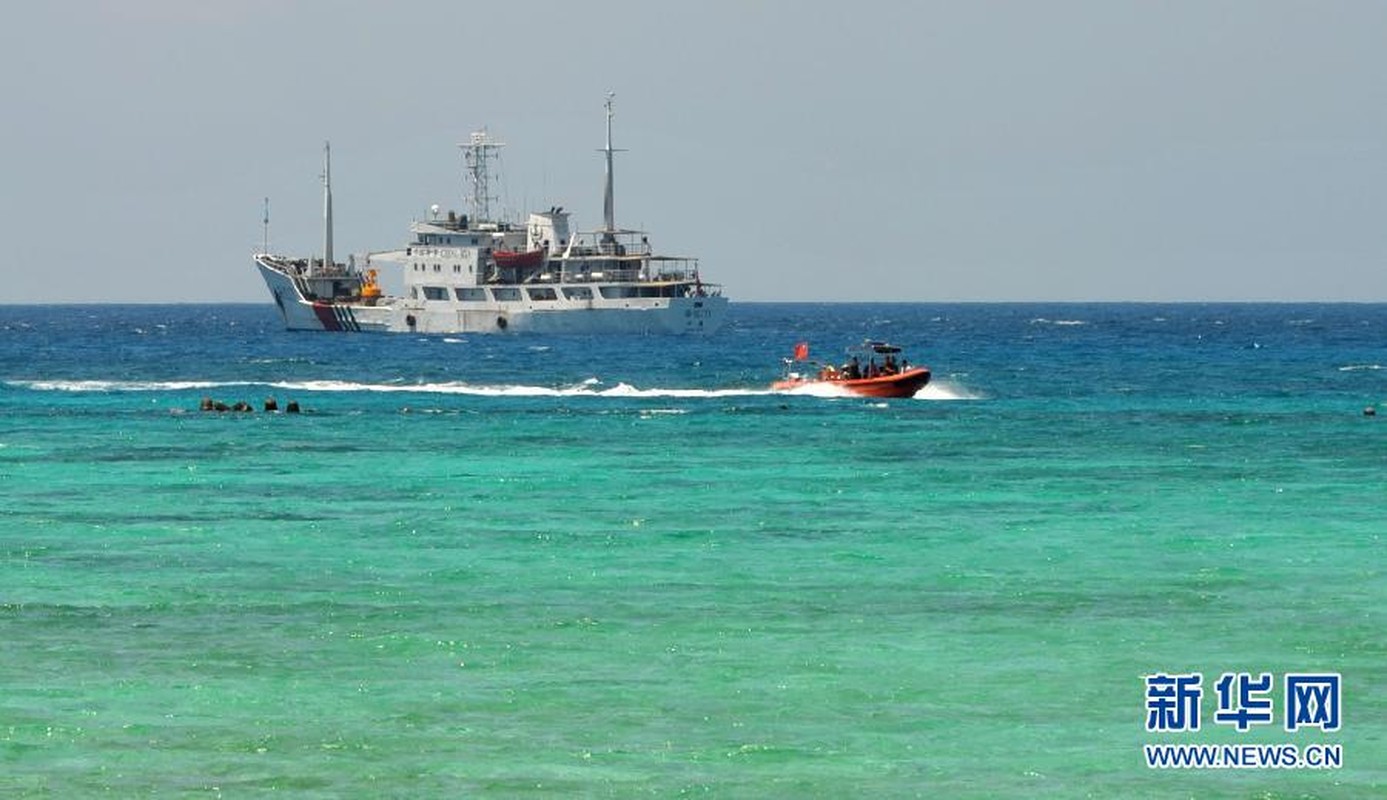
528, 210, 571, 255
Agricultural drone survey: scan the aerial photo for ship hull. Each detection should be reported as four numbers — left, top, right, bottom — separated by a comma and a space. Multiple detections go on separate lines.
257, 256, 726, 335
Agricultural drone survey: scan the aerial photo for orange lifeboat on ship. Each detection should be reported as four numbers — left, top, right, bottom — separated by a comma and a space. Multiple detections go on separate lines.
492, 249, 546, 270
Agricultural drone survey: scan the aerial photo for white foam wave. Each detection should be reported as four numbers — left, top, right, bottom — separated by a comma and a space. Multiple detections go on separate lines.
9, 376, 982, 401
8, 379, 233, 393
275, 380, 780, 398
1031, 318, 1087, 326
918, 380, 984, 400
1339, 364, 1384, 372
775, 381, 855, 398
7, 377, 771, 398
598, 382, 777, 398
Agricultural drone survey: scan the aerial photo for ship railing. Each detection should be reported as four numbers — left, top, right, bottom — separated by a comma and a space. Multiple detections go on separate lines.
560, 267, 643, 283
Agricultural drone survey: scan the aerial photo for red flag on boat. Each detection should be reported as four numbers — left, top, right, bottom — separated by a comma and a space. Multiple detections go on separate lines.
793, 342, 809, 361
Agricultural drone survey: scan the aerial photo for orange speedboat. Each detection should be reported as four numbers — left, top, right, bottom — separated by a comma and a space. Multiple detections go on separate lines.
772, 341, 931, 398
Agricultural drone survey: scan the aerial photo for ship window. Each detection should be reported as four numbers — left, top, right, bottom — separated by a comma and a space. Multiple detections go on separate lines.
433, 264, 441, 272
453, 265, 460, 273
599, 286, 634, 299
562, 287, 592, 300
456, 288, 487, 301
492, 287, 521, 301
527, 287, 557, 302
423, 286, 449, 301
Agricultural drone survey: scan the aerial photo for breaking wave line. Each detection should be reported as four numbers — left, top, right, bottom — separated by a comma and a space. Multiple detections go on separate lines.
8, 377, 980, 400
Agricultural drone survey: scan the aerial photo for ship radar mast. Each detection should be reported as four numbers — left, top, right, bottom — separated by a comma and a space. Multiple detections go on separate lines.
600, 92, 626, 240
461, 130, 504, 223
320, 141, 334, 275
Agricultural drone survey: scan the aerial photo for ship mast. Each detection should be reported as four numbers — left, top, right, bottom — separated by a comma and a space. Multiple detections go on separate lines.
600, 92, 625, 240
321, 141, 334, 274
461, 130, 504, 223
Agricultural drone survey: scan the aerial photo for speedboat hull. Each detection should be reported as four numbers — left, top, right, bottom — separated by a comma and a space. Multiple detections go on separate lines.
773, 366, 931, 398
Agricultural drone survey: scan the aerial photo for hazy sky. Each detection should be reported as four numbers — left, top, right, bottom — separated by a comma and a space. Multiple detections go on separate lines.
4, 1, 1386, 303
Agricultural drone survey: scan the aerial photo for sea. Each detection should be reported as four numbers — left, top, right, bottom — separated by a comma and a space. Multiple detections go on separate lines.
1, 302, 1383, 798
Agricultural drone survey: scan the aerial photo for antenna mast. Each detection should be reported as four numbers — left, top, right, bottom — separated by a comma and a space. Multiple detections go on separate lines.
321, 141, 334, 274
600, 92, 626, 236
461, 130, 504, 222
261, 197, 270, 255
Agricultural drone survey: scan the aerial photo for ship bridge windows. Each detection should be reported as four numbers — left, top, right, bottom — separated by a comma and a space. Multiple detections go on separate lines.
422, 286, 449, 301
598, 284, 685, 300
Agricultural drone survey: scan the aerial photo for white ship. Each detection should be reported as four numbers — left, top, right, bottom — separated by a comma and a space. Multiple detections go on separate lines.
254, 97, 726, 334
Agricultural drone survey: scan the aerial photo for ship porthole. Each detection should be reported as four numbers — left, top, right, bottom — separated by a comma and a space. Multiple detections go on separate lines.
497, 316, 508, 330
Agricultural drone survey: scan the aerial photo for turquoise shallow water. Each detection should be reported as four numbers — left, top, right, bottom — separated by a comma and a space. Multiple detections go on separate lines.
2, 303, 1385, 797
